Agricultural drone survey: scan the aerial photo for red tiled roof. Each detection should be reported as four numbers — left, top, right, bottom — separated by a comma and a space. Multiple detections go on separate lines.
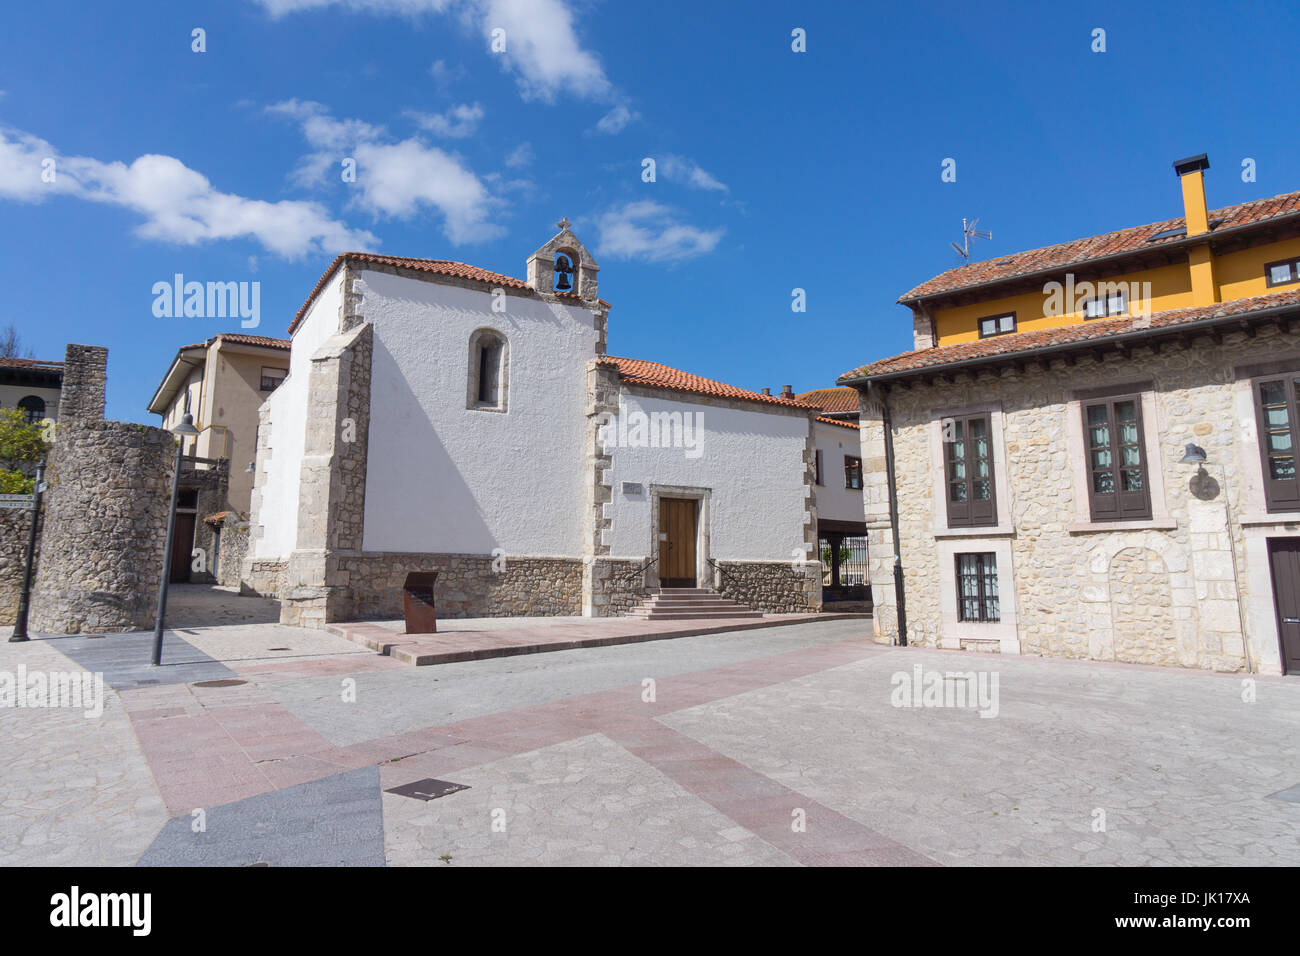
287, 252, 611, 335
204, 510, 233, 526
215, 333, 289, 350
601, 356, 822, 410
0, 357, 63, 369
841, 289, 1300, 382
816, 415, 859, 430
901, 191, 1300, 302
795, 386, 860, 414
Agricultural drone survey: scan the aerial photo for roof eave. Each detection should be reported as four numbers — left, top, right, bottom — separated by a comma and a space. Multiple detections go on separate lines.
839, 301, 1300, 388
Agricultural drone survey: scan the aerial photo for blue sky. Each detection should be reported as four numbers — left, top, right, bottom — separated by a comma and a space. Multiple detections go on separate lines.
1, 0, 1297, 422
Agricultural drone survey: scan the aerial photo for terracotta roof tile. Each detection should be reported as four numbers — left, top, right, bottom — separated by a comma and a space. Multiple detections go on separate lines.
288, 252, 550, 335
601, 356, 821, 410
841, 289, 1300, 382
215, 333, 290, 350
795, 387, 860, 413
902, 191, 1300, 302
204, 510, 233, 526
816, 415, 859, 430
0, 357, 63, 370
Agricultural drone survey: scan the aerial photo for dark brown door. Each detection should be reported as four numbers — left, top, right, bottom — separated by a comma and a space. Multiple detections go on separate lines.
170, 513, 196, 583
1266, 538, 1300, 675
658, 498, 697, 588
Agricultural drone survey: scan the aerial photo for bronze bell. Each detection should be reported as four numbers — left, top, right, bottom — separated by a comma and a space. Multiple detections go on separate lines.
555, 269, 572, 291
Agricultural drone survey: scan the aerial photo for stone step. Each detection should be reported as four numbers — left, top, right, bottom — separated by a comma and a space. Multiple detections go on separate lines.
626, 609, 765, 620
641, 601, 747, 611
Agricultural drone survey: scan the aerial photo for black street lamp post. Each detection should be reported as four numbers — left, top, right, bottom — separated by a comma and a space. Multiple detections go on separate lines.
151, 414, 199, 667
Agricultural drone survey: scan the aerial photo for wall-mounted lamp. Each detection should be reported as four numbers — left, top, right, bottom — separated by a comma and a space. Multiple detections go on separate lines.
1179, 443, 1208, 465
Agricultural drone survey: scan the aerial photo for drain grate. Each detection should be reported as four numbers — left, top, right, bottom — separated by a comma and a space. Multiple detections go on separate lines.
85, 635, 107, 640
192, 679, 248, 688
267, 647, 291, 652
385, 778, 470, 801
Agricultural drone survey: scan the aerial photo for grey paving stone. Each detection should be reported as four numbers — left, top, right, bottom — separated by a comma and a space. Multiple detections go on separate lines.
136, 767, 384, 867
41, 631, 236, 691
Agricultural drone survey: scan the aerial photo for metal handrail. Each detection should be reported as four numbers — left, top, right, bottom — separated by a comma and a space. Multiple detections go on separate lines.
705, 557, 741, 592
608, 555, 657, 591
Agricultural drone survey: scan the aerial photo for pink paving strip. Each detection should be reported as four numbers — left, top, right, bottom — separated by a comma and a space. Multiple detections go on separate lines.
328, 614, 872, 666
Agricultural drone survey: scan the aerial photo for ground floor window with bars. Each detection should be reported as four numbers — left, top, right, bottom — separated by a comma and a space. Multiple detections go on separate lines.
956, 552, 1000, 622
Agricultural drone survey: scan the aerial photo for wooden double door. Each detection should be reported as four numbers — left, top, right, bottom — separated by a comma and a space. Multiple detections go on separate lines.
658, 497, 698, 588
1267, 538, 1300, 675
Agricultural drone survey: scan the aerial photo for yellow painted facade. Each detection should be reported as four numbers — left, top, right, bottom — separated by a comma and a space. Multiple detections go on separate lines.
928, 172, 1300, 346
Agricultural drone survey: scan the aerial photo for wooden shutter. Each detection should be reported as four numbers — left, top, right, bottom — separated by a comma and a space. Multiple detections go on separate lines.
944, 414, 997, 528
1083, 396, 1152, 521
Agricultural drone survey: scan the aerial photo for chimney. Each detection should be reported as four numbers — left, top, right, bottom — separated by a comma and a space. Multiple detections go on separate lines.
780, 385, 794, 400
1173, 154, 1218, 306
760, 387, 771, 396
1173, 153, 1211, 236
59, 344, 108, 423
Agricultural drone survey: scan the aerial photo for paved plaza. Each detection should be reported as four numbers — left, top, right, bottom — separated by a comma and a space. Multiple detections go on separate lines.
2, 597, 1298, 866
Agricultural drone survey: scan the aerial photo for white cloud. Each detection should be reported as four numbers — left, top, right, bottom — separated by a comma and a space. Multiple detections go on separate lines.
594, 104, 638, 135
428, 58, 468, 87
504, 141, 534, 168
405, 102, 484, 138
252, 0, 611, 101
659, 154, 727, 192
596, 200, 723, 263
269, 99, 503, 244
0, 125, 377, 259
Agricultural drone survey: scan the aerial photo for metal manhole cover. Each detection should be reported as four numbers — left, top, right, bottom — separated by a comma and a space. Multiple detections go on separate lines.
267, 647, 291, 651
385, 778, 470, 801
85, 635, 107, 640
192, 679, 248, 688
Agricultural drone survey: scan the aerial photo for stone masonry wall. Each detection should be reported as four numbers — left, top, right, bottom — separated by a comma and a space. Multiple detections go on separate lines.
57, 344, 107, 423
216, 517, 249, 588
0, 505, 40, 626
714, 559, 821, 614
586, 557, 651, 617
859, 324, 1292, 671
30, 420, 172, 633
321, 553, 584, 624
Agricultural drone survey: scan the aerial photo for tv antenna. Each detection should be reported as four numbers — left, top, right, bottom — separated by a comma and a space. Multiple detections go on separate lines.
950, 217, 992, 265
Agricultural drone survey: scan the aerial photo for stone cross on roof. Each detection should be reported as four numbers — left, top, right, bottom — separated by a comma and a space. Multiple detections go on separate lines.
556, 217, 571, 231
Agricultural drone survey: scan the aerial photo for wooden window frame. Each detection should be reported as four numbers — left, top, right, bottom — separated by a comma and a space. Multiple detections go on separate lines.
1082, 393, 1153, 521
844, 455, 862, 490
1264, 258, 1300, 288
977, 312, 1017, 339
955, 552, 1000, 623
943, 413, 998, 528
1253, 376, 1300, 512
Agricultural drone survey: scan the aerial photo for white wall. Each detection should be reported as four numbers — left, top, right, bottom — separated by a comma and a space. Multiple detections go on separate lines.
0, 384, 60, 421
361, 270, 598, 556
253, 270, 343, 560
813, 420, 865, 525
605, 391, 810, 561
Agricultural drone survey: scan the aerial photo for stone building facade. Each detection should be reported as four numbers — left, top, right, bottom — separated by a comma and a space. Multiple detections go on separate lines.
843, 154, 1300, 675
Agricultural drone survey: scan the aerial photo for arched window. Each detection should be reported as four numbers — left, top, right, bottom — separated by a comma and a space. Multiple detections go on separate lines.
17, 395, 45, 424
467, 329, 509, 412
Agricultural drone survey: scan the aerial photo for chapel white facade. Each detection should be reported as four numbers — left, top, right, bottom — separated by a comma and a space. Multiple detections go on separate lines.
243, 224, 825, 626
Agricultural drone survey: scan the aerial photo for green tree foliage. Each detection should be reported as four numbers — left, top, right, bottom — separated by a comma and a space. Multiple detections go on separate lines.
0, 408, 49, 494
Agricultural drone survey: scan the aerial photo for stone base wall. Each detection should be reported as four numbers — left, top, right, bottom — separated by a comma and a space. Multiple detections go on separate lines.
30, 420, 172, 634
278, 551, 585, 627
713, 560, 822, 614
585, 557, 651, 617
216, 519, 249, 588
241, 559, 286, 597
0, 506, 40, 626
